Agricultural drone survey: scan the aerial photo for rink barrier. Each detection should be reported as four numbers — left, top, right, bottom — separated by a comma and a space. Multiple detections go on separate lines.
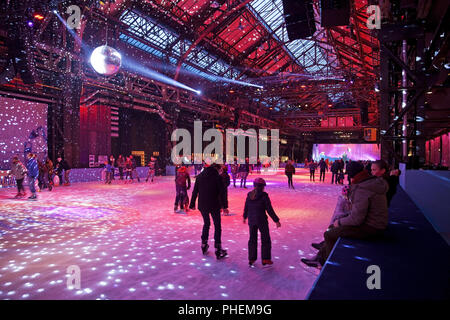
67, 167, 151, 183
0, 167, 155, 186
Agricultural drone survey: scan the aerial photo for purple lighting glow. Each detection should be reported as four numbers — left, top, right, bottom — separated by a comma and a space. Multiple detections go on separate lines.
312, 144, 380, 162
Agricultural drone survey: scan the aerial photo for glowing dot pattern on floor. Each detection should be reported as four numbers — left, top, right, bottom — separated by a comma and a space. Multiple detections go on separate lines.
0, 171, 340, 300
0, 201, 140, 248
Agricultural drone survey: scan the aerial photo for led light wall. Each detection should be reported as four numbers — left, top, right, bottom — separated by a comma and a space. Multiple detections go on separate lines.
312, 143, 380, 162
0, 96, 48, 169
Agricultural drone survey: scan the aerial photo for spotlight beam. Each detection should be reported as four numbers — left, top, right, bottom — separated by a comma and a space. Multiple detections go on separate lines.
53, 11, 88, 51
122, 58, 201, 95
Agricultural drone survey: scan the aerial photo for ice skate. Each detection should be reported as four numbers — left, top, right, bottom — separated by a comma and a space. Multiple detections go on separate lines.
262, 259, 273, 267
14, 193, 22, 199
215, 248, 228, 260
174, 205, 178, 213
311, 241, 324, 250
301, 258, 322, 269
27, 194, 37, 201
249, 260, 256, 266
201, 243, 209, 255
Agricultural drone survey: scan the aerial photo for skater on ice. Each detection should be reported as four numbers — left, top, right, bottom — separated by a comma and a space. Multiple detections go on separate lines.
25, 153, 39, 200
243, 177, 281, 266
189, 163, 228, 259
9, 156, 27, 198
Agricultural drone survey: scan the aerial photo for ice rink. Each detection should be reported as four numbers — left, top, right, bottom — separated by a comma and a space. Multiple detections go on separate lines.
0, 169, 342, 300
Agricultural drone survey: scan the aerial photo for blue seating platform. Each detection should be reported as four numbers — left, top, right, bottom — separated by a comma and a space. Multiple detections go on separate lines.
307, 187, 450, 300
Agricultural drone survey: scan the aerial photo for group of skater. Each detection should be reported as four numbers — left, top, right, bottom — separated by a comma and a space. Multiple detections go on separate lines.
175, 157, 400, 268
185, 162, 281, 264
304, 158, 337, 183
6, 153, 400, 268
284, 158, 378, 187
171, 159, 280, 264
8, 153, 71, 200
103, 155, 158, 184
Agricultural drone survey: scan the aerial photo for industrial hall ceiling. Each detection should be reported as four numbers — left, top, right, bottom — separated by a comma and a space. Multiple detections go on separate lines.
0, 0, 448, 144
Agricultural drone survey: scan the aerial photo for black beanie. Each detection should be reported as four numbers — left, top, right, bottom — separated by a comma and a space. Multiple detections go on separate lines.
346, 161, 365, 179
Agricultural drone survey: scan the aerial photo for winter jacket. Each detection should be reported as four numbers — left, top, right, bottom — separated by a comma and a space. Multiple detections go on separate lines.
238, 163, 250, 173
330, 161, 339, 173
220, 171, 230, 209
337, 174, 389, 230
26, 158, 39, 178
221, 171, 231, 188
190, 166, 227, 211
131, 158, 137, 169
308, 163, 317, 171
117, 157, 126, 168
10, 162, 27, 180
318, 160, 328, 171
285, 163, 295, 175
45, 160, 54, 175
385, 175, 399, 207
148, 160, 156, 170
230, 164, 239, 174
175, 171, 191, 189
243, 190, 280, 226
57, 159, 71, 171
38, 161, 47, 175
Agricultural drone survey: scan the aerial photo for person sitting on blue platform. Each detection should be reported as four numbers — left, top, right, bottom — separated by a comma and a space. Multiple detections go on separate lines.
302, 161, 389, 268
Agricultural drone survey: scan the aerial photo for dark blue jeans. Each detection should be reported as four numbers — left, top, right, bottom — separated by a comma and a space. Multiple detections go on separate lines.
174, 185, 187, 208
200, 209, 222, 248
29, 176, 37, 194
240, 172, 249, 187
248, 223, 271, 261
331, 172, 337, 184
286, 173, 293, 188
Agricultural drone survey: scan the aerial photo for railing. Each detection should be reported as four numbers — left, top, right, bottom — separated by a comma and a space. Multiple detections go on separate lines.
0, 170, 15, 188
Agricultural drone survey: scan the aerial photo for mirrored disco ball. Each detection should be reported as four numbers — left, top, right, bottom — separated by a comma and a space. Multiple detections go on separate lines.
90, 45, 122, 76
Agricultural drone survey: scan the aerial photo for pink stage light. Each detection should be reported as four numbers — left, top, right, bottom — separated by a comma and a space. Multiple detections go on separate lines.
312, 144, 380, 161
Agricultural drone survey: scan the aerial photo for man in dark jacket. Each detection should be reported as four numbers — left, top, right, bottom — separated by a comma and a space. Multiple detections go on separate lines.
244, 178, 281, 266
230, 162, 239, 188
318, 158, 328, 182
238, 159, 250, 188
220, 164, 231, 216
190, 163, 228, 259
26, 153, 39, 200
308, 161, 317, 182
330, 160, 339, 184
130, 155, 140, 182
284, 160, 296, 189
56, 157, 71, 186
302, 161, 389, 268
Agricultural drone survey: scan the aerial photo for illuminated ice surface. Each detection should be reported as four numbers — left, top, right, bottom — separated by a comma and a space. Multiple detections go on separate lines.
0, 170, 340, 300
